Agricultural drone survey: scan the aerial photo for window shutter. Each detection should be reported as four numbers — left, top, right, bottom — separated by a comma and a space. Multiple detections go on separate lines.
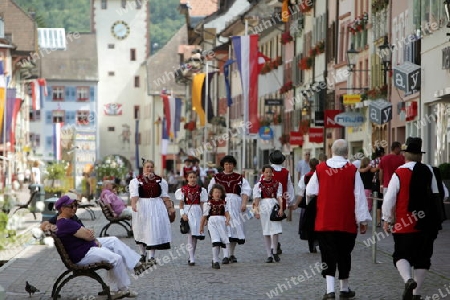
90, 87, 95, 102
46, 87, 53, 101
46, 111, 52, 124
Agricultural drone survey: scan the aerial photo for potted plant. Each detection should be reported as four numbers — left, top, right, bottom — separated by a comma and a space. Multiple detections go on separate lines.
44, 161, 69, 197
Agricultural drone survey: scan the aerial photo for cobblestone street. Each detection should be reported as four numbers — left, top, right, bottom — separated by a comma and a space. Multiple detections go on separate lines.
1, 198, 449, 299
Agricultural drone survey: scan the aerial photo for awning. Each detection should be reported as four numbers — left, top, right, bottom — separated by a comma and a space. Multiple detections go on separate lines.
393, 61, 421, 95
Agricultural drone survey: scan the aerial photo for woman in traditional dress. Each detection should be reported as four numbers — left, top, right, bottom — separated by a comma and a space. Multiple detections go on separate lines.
207, 155, 251, 263
253, 165, 284, 263
130, 160, 174, 264
175, 171, 208, 266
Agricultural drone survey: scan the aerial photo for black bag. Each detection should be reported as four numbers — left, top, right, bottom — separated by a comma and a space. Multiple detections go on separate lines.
180, 219, 190, 234
270, 204, 287, 221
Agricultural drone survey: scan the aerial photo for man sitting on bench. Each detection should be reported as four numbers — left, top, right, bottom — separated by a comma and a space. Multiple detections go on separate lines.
100, 181, 132, 218
54, 195, 148, 298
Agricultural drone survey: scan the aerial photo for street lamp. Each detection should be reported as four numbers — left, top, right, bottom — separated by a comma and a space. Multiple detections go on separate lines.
346, 43, 359, 72
378, 36, 393, 86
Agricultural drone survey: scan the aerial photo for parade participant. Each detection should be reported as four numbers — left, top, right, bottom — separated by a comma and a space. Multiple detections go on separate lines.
292, 158, 319, 253
203, 162, 218, 187
200, 184, 230, 270
370, 146, 385, 226
100, 180, 132, 218
382, 137, 444, 300
55, 195, 146, 298
253, 165, 284, 263
359, 157, 374, 212
268, 150, 294, 254
379, 141, 405, 195
208, 155, 251, 263
306, 139, 371, 300
130, 159, 174, 264
175, 171, 208, 266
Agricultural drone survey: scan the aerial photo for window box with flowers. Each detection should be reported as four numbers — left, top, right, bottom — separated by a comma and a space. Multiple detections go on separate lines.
281, 31, 293, 45
279, 81, 293, 94
315, 41, 325, 54
299, 57, 313, 70
259, 116, 272, 126
183, 121, 197, 131
260, 62, 273, 75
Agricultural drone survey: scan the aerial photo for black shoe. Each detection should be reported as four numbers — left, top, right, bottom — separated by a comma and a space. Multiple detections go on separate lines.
322, 292, 335, 299
134, 262, 151, 275
403, 279, 417, 300
229, 255, 237, 263
222, 257, 230, 264
339, 288, 355, 299
265, 257, 273, 263
212, 262, 220, 269
188, 260, 195, 266
273, 253, 280, 262
277, 242, 282, 254
139, 255, 146, 263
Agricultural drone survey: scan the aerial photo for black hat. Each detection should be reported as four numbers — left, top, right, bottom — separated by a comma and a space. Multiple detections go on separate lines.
269, 150, 286, 164
375, 147, 385, 156
220, 155, 237, 167
404, 137, 426, 154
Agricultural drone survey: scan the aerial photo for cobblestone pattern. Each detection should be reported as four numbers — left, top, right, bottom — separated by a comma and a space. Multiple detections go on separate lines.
1, 198, 449, 300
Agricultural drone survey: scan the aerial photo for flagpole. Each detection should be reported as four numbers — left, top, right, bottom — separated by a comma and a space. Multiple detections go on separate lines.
227, 46, 231, 156
2, 57, 7, 189
203, 62, 209, 170
242, 19, 248, 173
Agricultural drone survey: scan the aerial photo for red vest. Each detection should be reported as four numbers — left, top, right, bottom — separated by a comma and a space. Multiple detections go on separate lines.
315, 162, 358, 234
214, 172, 242, 195
209, 198, 226, 216
260, 179, 280, 199
393, 168, 418, 234
272, 167, 289, 210
137, 174, 162, 198
180, 184, 202, 205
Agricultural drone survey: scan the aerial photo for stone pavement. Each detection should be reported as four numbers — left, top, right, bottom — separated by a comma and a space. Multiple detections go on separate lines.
0, 197, 449, 300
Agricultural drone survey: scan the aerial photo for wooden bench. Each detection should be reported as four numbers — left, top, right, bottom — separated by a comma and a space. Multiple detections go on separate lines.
98, 201, 133, 238
51, 233, 113, 300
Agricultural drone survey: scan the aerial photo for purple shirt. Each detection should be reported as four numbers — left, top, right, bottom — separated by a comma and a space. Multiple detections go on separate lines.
56, 218, 96, 263
101, 189, 126, 216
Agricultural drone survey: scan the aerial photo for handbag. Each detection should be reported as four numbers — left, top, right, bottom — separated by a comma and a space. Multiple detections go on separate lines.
179, 202, 193, 234
270, 204, 287, 221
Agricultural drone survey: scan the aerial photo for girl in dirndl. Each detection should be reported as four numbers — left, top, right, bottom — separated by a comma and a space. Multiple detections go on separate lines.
253, 164, 284, 263
200, 184, 230, 270
175, 171, 208, 266
130, 160, 174, 264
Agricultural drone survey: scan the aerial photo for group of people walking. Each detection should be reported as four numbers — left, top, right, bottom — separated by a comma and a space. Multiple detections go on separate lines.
51, 136, 447, 300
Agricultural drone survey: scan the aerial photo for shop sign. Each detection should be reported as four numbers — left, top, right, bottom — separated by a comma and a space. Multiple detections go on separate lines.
258, 126, 273, 140
369, 99, 392, 125
334, 112, 365, 127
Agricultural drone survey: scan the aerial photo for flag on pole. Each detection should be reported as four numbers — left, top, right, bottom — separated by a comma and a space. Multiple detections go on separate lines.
232, 34, 260, 134
1, 88, 16, 143
161, 118, 169, 170
223, 59, 235, 106
192, 73, 206, 126
202, 72, 215, 123
10, 97, 22, 150
38, 78, 47, 109
0, 60, 6, 134
169, 93, 176, 139
53, 122, 63, 160
31, 78, 47, 111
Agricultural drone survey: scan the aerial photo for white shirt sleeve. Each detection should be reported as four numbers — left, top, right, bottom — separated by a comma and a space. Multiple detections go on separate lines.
354, 171, 372, 223
286, 171, 295, 205
207, 177, 216, 193
305, 172, 319, 205
159, 179, 169, 198
202, 202, 211, 217
200, 188, 209, 202
443, 182, 449, 201
298, 175, 306, 196
129, 178, 139, 197
174, 188, 183, 201
382, 173, 400, 223
277, 182, 283, 198
241, 178, 252, 197
252, 182, 261, 199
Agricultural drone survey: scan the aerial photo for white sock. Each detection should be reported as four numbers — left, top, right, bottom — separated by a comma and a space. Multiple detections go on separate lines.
191, 237, 197, 262
149, 249, 156, 258
223, 245, 229, 258
339, 279, 349, 292
326, 275, 335, 294
187, 234, 195, 262
212, 247, 220, 263
229, 242, 236, 256
413, 269, 427, 295
396, 259, 412, 283
271, 234, 279, 252
264, 236, 272, 257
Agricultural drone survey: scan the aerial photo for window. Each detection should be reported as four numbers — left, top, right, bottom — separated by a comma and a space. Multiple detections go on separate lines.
134, 105, 140, 119
108, 71, 115, 76
108, 126, 115, 132
29, 133, 41, 148
136, 0, 142, 9
29, 109, 41, 121
52, 87, 64, 100
77, 86, 89, 101
134, 76, 140, 87
76, 110, 90, 125
108, 44, 115, 49
121, 0, 126, 8
130, 49, 136, 61
52, 110, 65, 123
101, 0, 107, 9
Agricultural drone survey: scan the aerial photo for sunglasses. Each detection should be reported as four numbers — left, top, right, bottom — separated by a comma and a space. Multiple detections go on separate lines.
63, 203, 78, 209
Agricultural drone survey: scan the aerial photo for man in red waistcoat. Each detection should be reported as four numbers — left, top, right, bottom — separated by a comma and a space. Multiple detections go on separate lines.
306, 139, 371, 300
268, 150, 294, 255
382, 137, 444, 300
